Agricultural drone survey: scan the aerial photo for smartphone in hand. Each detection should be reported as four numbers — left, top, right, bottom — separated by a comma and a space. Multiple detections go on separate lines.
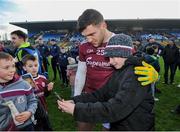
54, 92, 62, 101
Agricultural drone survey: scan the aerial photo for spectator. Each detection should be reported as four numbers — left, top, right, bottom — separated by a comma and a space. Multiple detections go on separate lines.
22, 55, 53, 130
58, 47, 69, 87
10, 30, 43, 75
144, 47, 160, 101
144, 38, 164, 56
0, 52, 37, 131
162, 40, 179, 84
36, 38, 50, 74
49, 39, 61, 81
0, 41, 13, 56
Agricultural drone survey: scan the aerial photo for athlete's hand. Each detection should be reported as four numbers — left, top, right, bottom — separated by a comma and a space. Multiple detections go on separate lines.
134, 61, 159, 86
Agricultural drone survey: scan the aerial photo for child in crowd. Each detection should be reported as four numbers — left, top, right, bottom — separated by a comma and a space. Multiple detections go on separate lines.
0, 52, 37, 131
58, 47, 69, 87
67, 57, 78, 97
22, 54, 54, 130
145, 46, 160, 101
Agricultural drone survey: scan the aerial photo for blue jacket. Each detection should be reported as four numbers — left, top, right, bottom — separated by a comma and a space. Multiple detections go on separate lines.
36, 44, 50, 58
50, 44, 60, 58
58, 53, 69, 67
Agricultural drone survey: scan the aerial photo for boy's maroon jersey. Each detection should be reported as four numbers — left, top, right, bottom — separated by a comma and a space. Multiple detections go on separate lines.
33, 75, 48, 111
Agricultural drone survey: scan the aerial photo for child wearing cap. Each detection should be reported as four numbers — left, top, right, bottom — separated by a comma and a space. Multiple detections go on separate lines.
57, 34, 155, 131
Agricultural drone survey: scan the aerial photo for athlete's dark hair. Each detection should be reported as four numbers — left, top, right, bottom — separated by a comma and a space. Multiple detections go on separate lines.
77, 9, 104, 33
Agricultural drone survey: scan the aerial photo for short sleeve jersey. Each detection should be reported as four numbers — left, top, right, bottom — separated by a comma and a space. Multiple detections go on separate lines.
33, 75, 48, 111
79, 42, 114, 93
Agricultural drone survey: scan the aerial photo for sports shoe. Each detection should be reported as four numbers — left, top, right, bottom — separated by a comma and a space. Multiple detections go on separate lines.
154, 97, 159, 101
162, 82, 168, 85
177, 84, 180, 88
170, 82, 175, 85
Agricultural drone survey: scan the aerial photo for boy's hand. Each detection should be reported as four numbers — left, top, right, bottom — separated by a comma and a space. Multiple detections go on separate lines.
47, 82, 54, 91
57, 100, 75, 115
15, 111, 32, 123
134, 61, 159, 86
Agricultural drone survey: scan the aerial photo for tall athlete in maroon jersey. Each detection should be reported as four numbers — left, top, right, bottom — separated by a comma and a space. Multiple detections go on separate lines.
78, 42, 114, 93
74, 9, 115, 130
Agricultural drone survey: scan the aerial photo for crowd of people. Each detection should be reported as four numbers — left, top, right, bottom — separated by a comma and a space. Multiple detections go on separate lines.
0, 8, 179, 131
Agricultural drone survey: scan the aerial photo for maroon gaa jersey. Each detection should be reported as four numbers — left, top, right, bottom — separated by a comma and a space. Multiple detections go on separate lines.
33, 75, 49, 111
79, 42, 114, 93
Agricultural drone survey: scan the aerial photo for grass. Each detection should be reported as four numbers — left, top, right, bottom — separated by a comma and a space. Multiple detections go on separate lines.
46, 71, 76, 130
154, 58, 180, 130
46, 57, 180, 131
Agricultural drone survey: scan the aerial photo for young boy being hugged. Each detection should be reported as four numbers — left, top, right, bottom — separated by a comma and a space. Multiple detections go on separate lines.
0, 52, 37, 131
22, 54, 54, 130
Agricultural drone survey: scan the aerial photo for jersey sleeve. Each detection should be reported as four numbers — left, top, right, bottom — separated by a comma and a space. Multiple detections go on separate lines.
79, 44, 86, 62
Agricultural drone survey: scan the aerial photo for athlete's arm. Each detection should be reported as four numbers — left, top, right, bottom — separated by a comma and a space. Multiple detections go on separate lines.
74, 61, 87, 96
